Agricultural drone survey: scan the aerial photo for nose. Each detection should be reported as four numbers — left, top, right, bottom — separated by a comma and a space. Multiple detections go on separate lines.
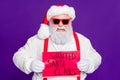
58, 21, 63, 27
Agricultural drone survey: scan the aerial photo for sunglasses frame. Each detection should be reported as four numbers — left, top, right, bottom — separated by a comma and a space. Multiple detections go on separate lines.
51, 18, 71, 25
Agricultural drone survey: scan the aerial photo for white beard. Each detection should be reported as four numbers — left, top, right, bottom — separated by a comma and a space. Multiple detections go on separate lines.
49, 24, 73, 45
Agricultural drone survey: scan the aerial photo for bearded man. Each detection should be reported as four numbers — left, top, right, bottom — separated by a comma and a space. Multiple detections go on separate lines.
13, 4, 102, 80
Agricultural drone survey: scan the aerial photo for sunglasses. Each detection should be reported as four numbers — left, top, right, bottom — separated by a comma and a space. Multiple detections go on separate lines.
52, 18, 71, 25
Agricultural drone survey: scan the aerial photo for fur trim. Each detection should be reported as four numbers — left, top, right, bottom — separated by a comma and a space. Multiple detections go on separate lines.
47, 5, 75, 21
37, 24, 50, 39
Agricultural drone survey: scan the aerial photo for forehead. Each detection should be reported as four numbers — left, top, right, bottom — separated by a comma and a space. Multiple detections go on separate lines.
51, 14, 71, 19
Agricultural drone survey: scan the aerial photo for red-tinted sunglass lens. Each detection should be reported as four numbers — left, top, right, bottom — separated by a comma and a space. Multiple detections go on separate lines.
62, 19, 69, 25
53, 19, 60, 24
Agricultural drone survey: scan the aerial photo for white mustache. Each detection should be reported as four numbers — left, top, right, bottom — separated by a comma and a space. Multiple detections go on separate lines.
56, 26, 67, 31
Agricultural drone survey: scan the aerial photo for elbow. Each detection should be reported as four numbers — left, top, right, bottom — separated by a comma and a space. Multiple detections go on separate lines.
86, 54, 102, 74
12, 52, 32, 74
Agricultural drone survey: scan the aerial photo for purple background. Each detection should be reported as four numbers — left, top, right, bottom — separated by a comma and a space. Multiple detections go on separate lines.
0, 0, 120, 80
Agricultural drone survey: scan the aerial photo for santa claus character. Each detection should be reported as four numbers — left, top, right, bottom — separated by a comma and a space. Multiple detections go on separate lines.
13, 4, 102, 80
